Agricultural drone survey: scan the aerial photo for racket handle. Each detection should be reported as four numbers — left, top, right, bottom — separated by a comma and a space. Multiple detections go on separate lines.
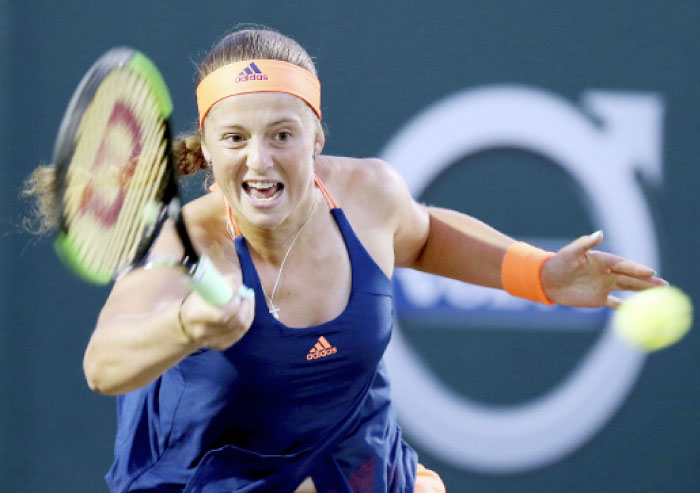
187, 255, 235, 306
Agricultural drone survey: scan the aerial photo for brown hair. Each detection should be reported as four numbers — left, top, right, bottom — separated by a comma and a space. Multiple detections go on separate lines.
23, 26, 320, 234
175, 26, 321, 176
21, 164, 56, 234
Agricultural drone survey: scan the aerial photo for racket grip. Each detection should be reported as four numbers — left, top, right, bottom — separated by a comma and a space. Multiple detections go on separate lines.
187, 255, 235, 306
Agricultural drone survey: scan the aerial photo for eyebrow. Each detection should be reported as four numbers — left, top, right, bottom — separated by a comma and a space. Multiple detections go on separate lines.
269, 118, 302, 127
214, 117, 302, 132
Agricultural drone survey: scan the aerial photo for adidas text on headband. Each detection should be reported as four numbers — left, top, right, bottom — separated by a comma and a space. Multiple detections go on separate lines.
196, 60, 322, 128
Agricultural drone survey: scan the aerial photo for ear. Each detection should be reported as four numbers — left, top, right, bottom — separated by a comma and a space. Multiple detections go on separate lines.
314, 129, 325, 156
200, 140, 211, 164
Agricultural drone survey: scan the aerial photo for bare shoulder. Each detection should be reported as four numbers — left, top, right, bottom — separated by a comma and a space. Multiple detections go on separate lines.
182, 191, 227, 238
314, 156, 408, 220
314, 155, 428, 270
314, 155, 404, 190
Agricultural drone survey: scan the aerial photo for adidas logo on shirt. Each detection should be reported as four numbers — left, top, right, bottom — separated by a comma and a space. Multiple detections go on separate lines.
306, 336, 338, 361
235, 62, 269, 82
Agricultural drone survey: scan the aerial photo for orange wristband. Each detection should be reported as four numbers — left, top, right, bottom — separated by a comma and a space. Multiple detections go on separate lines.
501, 242, 555, 305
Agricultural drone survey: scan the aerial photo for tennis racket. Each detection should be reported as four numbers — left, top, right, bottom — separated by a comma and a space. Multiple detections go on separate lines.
52, 47, 233, 306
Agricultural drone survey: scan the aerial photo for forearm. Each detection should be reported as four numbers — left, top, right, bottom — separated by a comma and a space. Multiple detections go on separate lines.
83, 300, 198, 395
412, 207, 515, 289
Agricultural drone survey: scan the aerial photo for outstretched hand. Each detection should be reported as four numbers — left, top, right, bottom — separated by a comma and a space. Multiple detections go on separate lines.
541, 231, 667, 309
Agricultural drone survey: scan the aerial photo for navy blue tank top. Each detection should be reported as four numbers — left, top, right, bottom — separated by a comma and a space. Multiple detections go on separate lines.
106, 205, 417, 492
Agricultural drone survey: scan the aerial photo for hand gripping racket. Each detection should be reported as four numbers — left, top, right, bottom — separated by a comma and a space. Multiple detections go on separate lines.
52, 47, 234, 306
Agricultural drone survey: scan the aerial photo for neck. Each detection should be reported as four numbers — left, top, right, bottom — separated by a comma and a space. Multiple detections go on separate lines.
233, 187, 319, 265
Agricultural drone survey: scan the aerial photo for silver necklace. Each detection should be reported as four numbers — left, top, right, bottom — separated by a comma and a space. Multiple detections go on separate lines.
261, 193, 317, 319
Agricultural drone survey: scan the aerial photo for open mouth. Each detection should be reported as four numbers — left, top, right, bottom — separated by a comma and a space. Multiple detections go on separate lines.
242, 180, 284, 202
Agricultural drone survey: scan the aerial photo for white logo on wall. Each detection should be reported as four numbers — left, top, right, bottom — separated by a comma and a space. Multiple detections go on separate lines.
381, 86, 663, 473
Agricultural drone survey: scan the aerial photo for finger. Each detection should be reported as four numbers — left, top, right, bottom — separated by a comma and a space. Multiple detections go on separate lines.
225, 285, 255, 324
613, 274, 668, 292
238, 284, 255, 301
649, 276, 669, 286
606, 294, 622, 309
215, 296, 254, 351
607, 257, 656, 278
229, 284, 254, 321
240, 296, 255, 327
560, 230, 604, 258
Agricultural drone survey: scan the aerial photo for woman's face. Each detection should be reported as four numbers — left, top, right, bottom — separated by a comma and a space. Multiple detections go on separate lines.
201, 92, 322, 230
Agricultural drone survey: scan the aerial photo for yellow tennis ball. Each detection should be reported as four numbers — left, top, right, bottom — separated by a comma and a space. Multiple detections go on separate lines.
613, 285, 693, 351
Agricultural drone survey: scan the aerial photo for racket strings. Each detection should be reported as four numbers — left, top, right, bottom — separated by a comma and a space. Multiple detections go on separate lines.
96, 70, 168, 274
103, 82, 167, 272
62, 67, 169, 278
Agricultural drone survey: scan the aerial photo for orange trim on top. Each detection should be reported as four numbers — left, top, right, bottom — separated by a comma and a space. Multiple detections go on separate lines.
314, 174, 339, 209
196, 59, 321, 128
226, 200, 242, 237
501, 242, 555, 305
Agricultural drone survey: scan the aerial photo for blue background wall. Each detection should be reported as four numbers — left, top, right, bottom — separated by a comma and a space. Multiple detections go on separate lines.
1, 1, 698, 491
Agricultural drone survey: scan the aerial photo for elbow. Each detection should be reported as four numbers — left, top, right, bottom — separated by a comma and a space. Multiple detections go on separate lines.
83, 350, 122, 396
83, 359, 110, 395
85, 378, 114, 396
406, 211, 434, 272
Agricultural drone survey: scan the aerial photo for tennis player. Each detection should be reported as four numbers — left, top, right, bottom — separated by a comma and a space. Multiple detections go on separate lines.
27, 27, 665, 492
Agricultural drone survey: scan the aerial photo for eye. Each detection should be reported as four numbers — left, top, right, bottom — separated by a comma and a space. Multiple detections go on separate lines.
274, 131, 292, 142
223, 133, 245, 144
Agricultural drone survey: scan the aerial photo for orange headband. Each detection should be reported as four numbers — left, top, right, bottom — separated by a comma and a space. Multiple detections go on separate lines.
196, 59, 321, 128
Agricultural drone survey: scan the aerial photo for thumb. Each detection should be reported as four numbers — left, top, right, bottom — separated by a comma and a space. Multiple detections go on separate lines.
561, 230, 604, 258
606, 294, 622, 309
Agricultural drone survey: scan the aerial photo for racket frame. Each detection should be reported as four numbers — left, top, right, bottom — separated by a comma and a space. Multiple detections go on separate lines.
51, 48, 234, 306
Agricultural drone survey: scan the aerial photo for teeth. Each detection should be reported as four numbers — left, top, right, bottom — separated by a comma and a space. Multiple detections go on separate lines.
246, 181, 277, 190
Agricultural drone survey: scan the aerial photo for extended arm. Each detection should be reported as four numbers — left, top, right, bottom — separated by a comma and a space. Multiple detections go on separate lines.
83, 220, 254, 395
387, 162, 665, 308
410, 207, 514, 289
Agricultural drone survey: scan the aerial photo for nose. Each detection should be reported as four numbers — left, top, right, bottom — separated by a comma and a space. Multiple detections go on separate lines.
246, 138, 273, 172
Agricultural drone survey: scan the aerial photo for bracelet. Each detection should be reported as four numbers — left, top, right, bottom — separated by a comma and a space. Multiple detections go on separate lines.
501, 242, 556, 305
177, 292, 194, 342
